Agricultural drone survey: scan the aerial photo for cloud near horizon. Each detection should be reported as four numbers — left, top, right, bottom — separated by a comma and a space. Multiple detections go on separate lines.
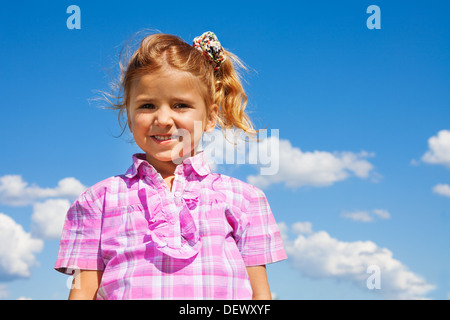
0, 213, 43, 281
279, 221, 435, 299
31, 199, 71, 239
0, 175, 86, 283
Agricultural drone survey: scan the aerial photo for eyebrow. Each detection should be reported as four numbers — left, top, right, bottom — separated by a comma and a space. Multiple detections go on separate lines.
134, 95, 156, 104
134, 95, 197, 105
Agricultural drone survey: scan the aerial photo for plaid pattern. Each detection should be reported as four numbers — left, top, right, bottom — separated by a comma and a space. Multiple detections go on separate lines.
55, 152, 287, 300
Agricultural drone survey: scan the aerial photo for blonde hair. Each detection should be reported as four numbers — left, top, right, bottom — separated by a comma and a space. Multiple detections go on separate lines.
104, 32, 256, 138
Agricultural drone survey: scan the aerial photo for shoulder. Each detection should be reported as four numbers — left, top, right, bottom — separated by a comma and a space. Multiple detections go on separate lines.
83, 174, 124, 195
74, 174, 130, 209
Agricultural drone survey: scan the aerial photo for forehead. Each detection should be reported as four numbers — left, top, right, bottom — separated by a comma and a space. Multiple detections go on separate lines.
130, 68, 206, 103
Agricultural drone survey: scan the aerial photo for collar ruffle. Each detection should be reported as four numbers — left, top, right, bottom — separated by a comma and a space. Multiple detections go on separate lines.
125, 152, 210, 259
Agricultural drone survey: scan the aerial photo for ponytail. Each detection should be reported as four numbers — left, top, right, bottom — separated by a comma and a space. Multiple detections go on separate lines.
213, 50, 256, 138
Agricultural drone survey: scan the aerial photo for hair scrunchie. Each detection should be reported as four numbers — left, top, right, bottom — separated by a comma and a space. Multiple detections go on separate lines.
193, 31, 226, 70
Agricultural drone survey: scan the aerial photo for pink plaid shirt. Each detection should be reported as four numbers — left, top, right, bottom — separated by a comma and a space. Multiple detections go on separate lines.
55, 152, 287, 299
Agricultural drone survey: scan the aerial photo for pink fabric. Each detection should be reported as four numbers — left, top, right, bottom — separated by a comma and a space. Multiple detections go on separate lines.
55, 152, 287, 299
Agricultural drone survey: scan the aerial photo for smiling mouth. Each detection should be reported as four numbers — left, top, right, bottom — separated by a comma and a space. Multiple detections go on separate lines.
152, 135, 183, 142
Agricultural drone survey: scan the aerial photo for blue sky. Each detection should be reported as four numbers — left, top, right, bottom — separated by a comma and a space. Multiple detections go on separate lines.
0, 0, 449, 299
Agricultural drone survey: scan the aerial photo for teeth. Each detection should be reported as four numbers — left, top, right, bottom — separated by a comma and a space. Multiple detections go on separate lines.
154, 135, 177, 141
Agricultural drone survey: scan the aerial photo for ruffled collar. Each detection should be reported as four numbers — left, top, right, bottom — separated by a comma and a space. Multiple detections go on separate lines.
124, 152, 211, 260
124, 151, 211, 180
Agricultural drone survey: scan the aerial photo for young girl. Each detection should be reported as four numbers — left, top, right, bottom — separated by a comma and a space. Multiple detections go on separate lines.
55, 31, 287, 300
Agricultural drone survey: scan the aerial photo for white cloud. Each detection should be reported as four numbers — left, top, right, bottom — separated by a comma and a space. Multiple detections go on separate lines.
247, 137, 375, 189
201, 129, 256, 172
202, 131, 376, 189
341, 210, 374, 222
0, 213, 43, 281
372, 209, 391, 219
341, 209, 391, 222
291, 221, 313, 235
421, 130, 450, 168
418, 131, 450, 198
280, 221, 435, 299
31, 199, 71, 239
0, 175, 86, 206
432, 184, 450, 198
0, 284, 9, 299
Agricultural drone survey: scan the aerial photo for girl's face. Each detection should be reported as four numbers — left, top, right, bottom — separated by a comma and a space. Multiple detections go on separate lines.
127, 68, 217, 172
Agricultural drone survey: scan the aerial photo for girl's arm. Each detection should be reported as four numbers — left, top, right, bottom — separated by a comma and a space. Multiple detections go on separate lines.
68, 270, 103, 300
246, 265, 272, 300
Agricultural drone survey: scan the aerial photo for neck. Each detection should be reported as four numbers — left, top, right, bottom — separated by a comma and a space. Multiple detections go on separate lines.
145, 157, 177, 178
145, 153, 195, 178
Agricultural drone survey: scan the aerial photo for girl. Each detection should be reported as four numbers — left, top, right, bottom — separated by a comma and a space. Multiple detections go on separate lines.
55, 31, 287, 300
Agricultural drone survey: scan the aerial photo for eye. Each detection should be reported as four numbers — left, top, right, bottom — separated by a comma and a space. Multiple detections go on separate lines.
174, 103, 191, 109
139, 103, 155, 109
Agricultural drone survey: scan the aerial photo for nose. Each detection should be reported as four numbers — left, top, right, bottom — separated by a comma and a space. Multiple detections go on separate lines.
154, 106, 174, 127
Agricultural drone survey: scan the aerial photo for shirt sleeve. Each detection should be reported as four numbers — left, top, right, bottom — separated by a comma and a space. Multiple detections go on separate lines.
54, 189, 105, 275
234, 185, 287, 267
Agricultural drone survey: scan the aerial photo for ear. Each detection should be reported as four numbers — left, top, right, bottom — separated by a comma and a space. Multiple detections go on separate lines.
204, 104, 218, 133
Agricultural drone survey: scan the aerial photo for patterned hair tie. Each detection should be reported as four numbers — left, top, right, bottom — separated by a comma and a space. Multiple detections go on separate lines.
193, 31, 226, 70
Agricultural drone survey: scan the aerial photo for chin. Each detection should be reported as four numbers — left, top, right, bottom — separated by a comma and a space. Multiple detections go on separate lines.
149, 148, 195, 164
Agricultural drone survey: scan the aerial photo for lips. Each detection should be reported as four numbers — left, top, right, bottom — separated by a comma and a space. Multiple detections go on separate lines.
153, 135, 176, 141
151, 134, 183, 142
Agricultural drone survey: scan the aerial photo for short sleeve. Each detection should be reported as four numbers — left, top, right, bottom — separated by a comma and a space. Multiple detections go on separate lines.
54, 189, 105, 275
235, 186, 287, 267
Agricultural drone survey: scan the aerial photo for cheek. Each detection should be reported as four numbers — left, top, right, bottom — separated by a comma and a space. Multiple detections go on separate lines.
183, 118, 206, 141
131, 114, 152, 131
